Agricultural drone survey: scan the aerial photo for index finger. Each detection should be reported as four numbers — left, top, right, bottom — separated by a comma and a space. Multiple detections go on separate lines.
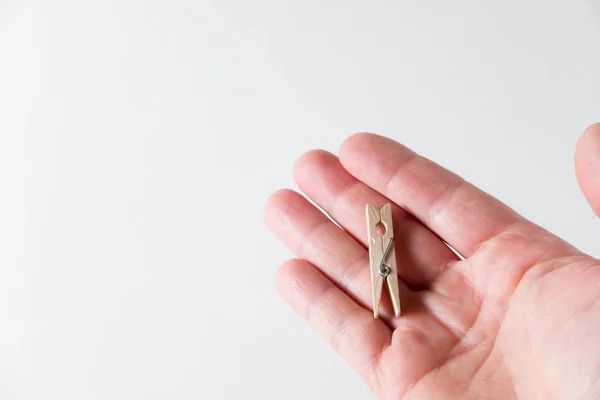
339, 133, 524, 257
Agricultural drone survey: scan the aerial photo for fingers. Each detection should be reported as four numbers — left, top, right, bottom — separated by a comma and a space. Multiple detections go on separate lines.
293, 150, 458, 289
339, 133, 524, 257
276, 259, 391, 386
265, 189, 408, 322
576, 123, 600, 216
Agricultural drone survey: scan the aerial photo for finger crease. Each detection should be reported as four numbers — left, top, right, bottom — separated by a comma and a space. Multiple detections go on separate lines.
339, 252, 369, 290
297, 218, 331, 257
428, 177, 467, 221
328, 180, 361, 215
305, 285, 339, 323
383, 151, 418, 195
471, 217, 524, 254
329, 305, 365, 352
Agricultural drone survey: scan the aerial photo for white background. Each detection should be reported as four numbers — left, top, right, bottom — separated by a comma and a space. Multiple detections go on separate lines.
0, 1, 599, 399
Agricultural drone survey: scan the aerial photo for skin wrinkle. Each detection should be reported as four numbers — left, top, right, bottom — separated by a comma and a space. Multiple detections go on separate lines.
477, 235, 545, 297
521, 296, 556, 400
450, 289, 488, 356
520, 256, 596, 300
337, 251, 369, 290
454, 204, 478, 228
499, 256, 576, 400
446, 285, 484, 356
293, 214, 331, 259
420, 293, 468, 346
392, 324, 446, 399
401, 164, 437, 195
398, 294, 480, 398
365, 337, 388, 397
298, 220, 366, 289
403, 351, 461, 400
434, 258, 481, 323
331, 309, 389, 391
525, 260, 600, 388
541, 309, 580, 385
289, 265, 316, 301
329, 305, 369, 354
455, 199, 491, 225
461, 337, 497, 398
305, 285, 337, 324
346, 183, 370, 205
406, 164, 438, 191
383, 151, 418, 196
432, 186, 519, 257
432, 258, 460, 284
470, 218, 524, 254
427, 177, 468, 222
326, 179, 362, 216
497, 348, 519, 400
317, 229, 350, 270
476, 300, 502, 344
468, 346, 517, 399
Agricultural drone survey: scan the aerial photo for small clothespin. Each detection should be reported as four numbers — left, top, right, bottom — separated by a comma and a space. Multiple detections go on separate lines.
366, 204, 401, 319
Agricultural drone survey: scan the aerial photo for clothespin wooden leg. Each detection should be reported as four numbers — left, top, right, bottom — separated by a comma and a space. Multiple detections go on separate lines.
380, 204, 401, 317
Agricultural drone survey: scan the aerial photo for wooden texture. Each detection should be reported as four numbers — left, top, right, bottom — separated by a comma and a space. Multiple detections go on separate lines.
365, 203, 401, 319
366, 204, 384, 319
380, 204, 400, 317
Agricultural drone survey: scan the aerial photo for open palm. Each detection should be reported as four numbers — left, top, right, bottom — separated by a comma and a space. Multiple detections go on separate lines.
265, 125, 600, 399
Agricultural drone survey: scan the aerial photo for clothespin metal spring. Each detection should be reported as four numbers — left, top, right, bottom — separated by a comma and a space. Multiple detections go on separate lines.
379, 238, 394, 278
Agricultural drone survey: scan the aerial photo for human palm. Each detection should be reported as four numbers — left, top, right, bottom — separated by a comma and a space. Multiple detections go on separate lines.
265, 126, 600, 399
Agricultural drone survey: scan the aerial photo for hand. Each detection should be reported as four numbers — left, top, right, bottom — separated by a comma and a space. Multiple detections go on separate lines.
265, 124, 600, 399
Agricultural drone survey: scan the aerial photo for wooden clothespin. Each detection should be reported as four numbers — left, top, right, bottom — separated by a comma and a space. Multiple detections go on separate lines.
366, 204, 401, 319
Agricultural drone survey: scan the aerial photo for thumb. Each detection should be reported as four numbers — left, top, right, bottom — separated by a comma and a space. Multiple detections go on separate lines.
575, 123, 600, 216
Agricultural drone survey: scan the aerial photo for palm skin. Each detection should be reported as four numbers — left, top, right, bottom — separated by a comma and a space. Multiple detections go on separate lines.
265, 124, 600, 399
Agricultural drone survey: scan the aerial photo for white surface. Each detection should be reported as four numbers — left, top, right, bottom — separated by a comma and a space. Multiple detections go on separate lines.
0, 1, 599, 399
